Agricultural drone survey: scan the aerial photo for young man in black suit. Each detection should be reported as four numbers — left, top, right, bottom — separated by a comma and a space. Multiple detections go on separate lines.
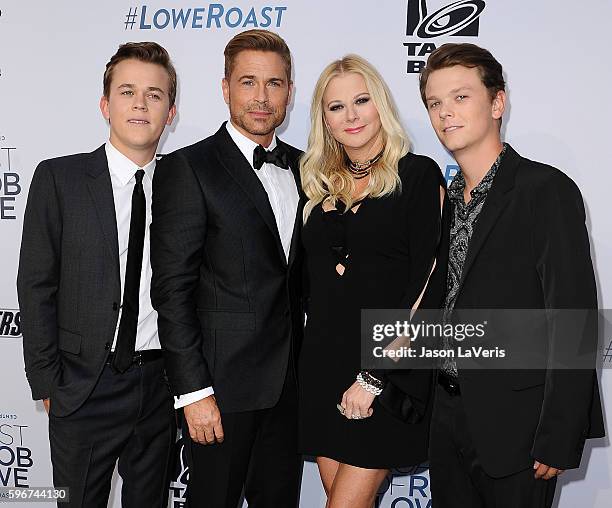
18, 42, 177, 507
420, 43, 604, 507
151, 29, 303, 507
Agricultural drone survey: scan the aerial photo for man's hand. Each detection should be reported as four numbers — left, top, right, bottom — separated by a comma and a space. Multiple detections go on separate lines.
534, 460, 564, 480
341, 382, 375, 420
184, 395, 224, 445
43, 398, 50, 414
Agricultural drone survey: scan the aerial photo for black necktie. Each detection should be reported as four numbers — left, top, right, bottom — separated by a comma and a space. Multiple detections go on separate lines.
113, 169, 146, 373
253, 144, 289, 170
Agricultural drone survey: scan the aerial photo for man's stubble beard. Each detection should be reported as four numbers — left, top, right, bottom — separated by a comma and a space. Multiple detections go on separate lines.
229, 99, 287, 137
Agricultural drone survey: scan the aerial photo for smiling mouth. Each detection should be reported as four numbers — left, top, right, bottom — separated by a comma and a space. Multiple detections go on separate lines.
128, 119, 150, 124
345, 126, 365, 134
443, 126, 462, 133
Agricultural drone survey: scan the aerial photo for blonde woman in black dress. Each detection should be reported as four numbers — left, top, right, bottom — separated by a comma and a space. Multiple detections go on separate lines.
298, 55, 446, 507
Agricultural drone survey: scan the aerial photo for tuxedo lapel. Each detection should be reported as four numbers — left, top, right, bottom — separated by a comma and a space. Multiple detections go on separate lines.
86, 145, 120, 277
456, 145, 521, 297
214, 125, 287, 265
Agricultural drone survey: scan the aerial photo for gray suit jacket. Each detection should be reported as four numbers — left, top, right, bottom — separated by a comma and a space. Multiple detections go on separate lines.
17, 145, 122, 417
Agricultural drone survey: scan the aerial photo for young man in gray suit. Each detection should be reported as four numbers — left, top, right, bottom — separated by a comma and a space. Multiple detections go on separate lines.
17, 42, 177, 507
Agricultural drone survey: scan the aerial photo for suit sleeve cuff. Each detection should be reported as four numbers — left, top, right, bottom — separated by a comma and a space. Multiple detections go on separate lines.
174, 387, 214, 409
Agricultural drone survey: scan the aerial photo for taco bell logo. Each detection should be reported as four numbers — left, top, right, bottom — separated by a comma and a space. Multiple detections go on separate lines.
404, 0, 486, 73
406, 0, 485, 38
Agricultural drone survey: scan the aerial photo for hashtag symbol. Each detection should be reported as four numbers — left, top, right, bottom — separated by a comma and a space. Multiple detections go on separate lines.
124, 7, 138, 30
603, 339, 612, 363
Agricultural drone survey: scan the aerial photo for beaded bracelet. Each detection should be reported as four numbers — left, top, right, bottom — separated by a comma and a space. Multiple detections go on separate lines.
356, 371, 383, 396
361, 371, 384, 389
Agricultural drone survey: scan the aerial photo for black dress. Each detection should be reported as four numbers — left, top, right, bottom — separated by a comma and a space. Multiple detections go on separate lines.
298, 153, 446, 468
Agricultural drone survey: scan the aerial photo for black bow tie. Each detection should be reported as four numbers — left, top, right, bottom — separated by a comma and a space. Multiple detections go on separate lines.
253, 144, 289, 170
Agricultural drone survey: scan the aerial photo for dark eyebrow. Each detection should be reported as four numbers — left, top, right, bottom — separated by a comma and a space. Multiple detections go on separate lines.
237, 75, 285, 84
117, 84, 166, 95
426, 86, 472, 102
450, 86, 472, 94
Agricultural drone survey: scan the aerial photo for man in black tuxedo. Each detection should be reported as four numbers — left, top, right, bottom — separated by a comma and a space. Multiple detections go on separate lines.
420, 43, 605, 507
17, 43, 177, 507
151, 29, 303, 507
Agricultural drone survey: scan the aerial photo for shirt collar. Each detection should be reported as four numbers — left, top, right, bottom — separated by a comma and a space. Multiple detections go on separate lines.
448, 143, 507, 202
225, 120, 277, 169
105, 141, 156, 187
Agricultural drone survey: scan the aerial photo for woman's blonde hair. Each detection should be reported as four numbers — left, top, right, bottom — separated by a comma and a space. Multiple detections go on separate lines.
301, 54, 410, 221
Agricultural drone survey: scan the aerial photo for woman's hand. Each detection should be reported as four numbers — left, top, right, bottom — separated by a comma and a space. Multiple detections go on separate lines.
340, 381, 375, 420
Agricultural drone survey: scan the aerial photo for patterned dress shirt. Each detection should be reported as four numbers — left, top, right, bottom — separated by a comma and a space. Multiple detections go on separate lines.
442, 144, 507, 376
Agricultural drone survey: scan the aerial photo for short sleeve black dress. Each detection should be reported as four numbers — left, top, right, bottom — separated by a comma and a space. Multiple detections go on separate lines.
298, 153, 446, 468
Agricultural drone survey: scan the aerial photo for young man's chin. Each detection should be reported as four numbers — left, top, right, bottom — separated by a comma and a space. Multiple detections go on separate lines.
125, 136, 160, 150
438, 135, 468, 155
112, 140, 158, 157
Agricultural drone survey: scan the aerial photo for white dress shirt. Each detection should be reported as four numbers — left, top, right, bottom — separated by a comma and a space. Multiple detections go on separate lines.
174, 121, 300, 409
105, 141, 160, 352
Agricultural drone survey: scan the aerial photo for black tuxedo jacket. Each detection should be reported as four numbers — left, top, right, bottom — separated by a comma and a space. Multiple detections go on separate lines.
151, 123, 304, 413
18, 146, 123, 417
448, 144, 605, 477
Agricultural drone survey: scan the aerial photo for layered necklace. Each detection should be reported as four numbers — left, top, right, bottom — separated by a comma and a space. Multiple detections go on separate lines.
346, 149, 384, 179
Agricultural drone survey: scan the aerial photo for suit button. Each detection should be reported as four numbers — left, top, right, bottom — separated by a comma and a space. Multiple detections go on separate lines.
112, 302, 118, 311
104, 342, 111, 350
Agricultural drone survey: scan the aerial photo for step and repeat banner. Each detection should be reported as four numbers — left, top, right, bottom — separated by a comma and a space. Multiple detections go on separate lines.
1, 1, 610, 506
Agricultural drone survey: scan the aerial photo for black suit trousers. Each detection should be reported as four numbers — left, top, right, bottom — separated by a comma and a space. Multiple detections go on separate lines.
48, 358, 175, 508
184, 368, 302, 508
429, 384, 557, 508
